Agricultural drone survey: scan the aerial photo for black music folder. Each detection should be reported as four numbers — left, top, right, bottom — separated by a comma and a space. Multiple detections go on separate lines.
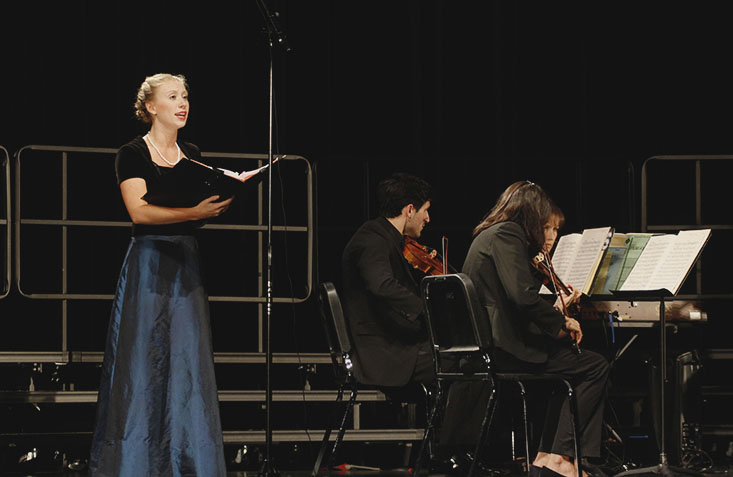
142, 157, 279, 207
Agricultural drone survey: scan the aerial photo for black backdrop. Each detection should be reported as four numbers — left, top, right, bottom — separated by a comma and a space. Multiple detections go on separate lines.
2, 2, 733, 351
5, 2, 733, 156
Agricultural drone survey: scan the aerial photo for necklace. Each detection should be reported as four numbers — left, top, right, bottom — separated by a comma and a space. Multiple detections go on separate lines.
145, 133, 181, 166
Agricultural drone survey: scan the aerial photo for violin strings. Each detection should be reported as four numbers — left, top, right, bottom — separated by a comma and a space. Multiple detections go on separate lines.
547, 254, 567, 314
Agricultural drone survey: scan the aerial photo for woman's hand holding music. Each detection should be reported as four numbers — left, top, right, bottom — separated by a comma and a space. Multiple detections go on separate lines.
193, 195, 233, 219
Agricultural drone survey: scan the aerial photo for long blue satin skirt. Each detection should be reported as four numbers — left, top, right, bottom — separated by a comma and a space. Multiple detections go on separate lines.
90, 235, 226, 477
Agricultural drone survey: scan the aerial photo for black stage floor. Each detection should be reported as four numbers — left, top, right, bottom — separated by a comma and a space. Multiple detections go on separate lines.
5, 467, 733, 476
0, 470, 492, 477
6, 467, 733, 476
6, 471, 418, 476
0, 469, 733, 477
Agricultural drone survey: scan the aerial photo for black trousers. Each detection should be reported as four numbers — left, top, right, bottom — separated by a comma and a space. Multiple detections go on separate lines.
377, 339, 437, 402
439, 345, 609, 459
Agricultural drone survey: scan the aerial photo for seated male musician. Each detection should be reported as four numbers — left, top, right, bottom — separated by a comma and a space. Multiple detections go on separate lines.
340, 172, 434, 390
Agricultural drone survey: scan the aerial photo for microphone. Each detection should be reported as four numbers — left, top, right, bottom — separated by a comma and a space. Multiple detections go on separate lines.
255, 0, 292, 52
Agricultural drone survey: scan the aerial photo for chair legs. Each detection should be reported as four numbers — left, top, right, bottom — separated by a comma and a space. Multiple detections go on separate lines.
565, 384, 582, 477
312, 383, 358, 476
469, 381, 499, 477
529, 379, 583, 477
472, 379, 583, 477
312, 384, 344, 476
516, 381, 531, 477
413, 378, 582, 477
411, 383, 443, 475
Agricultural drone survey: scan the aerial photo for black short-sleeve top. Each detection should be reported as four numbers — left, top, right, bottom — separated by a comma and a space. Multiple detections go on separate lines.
115, 135, 203, 236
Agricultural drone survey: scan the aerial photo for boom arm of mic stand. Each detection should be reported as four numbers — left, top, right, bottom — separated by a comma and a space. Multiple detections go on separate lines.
255, 0, 292, 52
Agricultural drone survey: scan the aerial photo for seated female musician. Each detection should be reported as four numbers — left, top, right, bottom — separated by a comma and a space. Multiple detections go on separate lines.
439, 181, 609, 477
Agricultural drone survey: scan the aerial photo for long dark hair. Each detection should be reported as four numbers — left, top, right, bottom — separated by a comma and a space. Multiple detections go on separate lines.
473, 181, 560, 255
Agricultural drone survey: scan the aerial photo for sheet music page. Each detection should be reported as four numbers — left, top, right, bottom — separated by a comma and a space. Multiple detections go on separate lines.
619, 234, 676, 291
217, 156, 281, 182
646, 229, 711, 293
562, 227, 613, 293
550, 233, 582, 288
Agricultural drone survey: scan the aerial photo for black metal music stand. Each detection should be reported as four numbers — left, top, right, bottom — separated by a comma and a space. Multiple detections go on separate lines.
610, 289, 703, 477
254, 1, 290, 475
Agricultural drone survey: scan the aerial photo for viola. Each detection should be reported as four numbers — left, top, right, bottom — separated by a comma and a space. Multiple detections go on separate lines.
532, 251, 582, 354
532, 252, 572, 296
403, 236, 452, 276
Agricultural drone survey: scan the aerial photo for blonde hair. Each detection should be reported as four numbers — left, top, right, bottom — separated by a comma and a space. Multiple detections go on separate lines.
134, 73, 188, 123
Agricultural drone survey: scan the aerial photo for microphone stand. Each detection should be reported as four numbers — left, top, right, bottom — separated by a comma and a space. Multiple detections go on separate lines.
255, 1, 290, 475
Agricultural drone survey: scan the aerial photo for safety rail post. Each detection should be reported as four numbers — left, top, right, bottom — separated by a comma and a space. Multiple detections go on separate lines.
641, 155, 733, 300
1, 146, 9, 298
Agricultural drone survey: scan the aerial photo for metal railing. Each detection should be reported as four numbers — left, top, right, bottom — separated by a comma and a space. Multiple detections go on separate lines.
0, 429, 425, 445
641, 155, 733, 299
1, 146, 9, 298
13, 145, 313, 353
0, 389, 388, 404
0, 351, 332, 364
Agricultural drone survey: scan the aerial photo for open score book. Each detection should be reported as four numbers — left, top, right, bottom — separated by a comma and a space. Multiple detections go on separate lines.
616, 229, 711, 295
543, 227, 711, 297
142, 156, 281, 207
546, 226, 614, 295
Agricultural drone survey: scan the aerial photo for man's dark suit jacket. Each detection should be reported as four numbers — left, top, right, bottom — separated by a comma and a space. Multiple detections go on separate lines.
462, 221, 565, 364
341, 217, 426, 387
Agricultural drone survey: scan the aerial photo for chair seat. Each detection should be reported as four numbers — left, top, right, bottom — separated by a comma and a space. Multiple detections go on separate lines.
496, 372, 572, 384
437, 371, 491, 380
441, 345, 481, 353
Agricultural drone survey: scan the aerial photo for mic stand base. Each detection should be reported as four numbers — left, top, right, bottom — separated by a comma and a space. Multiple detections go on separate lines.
613, 461, 705, 477
259, 460, 281, 477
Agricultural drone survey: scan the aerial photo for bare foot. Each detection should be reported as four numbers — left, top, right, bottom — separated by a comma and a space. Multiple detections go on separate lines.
543, 453, 586, 477
533, 451, 551, 468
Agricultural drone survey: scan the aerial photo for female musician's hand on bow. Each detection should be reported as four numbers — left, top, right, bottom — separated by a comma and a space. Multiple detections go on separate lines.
553, 286, 582, 312
557, 316, 583, 346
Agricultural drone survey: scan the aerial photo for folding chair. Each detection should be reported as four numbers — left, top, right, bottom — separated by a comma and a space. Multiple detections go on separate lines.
312, 282, 430, 475
412, 273, 582, 477
311, 282, 359, 476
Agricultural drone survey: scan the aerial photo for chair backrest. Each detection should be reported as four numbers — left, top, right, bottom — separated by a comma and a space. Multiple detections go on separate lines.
421, 273, 493, 354
318, 282, 355, 375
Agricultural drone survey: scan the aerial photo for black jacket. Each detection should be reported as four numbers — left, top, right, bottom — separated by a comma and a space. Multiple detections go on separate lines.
340, 217, 426, 387
462, 221, 565, 364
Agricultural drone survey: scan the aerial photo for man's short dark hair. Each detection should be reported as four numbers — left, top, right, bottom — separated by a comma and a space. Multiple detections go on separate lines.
377, 173, 432, 218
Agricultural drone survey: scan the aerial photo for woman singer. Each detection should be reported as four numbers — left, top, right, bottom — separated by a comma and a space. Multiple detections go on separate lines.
90, 73, 231, 476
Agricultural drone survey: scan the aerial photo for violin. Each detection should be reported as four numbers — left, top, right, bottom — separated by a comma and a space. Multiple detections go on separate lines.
403, 236, 452, 276
532, 251, 582, 354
